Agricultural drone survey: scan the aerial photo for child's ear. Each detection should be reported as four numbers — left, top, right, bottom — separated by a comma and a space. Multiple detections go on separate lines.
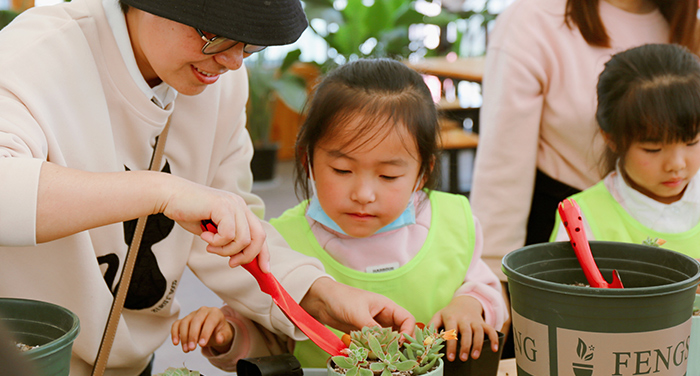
600, 130, 616, 152
301, 149, 312, 178
418, 157, 436, 190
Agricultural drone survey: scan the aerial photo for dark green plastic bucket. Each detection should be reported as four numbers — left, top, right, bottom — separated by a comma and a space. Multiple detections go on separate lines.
0, 298, 80, 376
502, 241, 700, 376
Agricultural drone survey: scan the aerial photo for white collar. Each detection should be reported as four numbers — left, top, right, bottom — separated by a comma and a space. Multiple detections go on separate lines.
607, 162, 700, 232
102, 0, 177, 108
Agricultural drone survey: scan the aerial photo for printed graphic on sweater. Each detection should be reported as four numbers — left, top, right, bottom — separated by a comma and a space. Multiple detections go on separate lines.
97, 160, 174, 310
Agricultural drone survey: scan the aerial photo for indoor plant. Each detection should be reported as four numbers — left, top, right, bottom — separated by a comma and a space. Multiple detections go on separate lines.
0, 9, 20, 30
328, 324, 456, 376
246, 49, 308, 181
301, 0, 501, 64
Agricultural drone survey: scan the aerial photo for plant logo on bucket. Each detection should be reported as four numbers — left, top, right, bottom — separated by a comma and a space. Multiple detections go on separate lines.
572, 338, 594, 376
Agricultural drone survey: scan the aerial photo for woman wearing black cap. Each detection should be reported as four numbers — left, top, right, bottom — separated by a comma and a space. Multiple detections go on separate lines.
0, 0, 415, 375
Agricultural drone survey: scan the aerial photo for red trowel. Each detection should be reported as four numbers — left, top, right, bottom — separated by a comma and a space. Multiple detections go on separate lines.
557, 198, 624, 289
200, 220, 348, 356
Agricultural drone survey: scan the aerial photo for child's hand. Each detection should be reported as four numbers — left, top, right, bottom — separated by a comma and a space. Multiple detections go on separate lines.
428, 295, 499, 362
171, 306, 234, 354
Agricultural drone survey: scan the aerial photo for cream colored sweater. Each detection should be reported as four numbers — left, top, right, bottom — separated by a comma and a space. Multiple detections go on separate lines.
0, 0, 325, 374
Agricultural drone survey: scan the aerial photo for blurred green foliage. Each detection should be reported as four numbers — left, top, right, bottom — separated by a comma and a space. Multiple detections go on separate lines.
302, 0, 496, 65
0, 9, 19, 30
246, 49, 308, 146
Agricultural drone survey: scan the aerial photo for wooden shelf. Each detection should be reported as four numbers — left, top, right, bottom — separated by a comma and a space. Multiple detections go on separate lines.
406, 56, 485, 83
440, 128, 478, 150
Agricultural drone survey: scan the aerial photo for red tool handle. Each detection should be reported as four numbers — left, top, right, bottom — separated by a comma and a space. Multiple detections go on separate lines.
200, 220, 348, 356
557, 199, 623, 289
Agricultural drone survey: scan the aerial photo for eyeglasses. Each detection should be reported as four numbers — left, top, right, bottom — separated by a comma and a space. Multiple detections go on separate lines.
195, 28, 267, 55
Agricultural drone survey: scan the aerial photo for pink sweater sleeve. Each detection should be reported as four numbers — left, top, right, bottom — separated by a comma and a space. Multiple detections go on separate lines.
202, 305, 294, 372
470, 0, 548, 273
454, 217, 509, 331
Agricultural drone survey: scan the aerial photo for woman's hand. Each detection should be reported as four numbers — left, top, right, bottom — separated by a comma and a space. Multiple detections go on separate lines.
428, 295, 499, 362
300, 277, 416, 336
159, 175, 270, 272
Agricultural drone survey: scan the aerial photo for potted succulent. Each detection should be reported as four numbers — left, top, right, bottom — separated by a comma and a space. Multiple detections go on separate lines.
328, 324, 456, 376
246, 49, 309, 182
155, 368, 201, 376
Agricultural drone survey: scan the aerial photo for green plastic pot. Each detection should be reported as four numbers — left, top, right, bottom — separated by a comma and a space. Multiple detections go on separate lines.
0, 298, 80, 376
502, 241, 700, 376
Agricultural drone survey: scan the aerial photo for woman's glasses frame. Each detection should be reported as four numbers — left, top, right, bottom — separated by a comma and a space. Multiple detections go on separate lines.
195, 28, 267, 55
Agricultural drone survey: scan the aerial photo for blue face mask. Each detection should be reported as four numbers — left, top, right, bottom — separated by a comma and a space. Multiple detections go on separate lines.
305, 161, 421, 236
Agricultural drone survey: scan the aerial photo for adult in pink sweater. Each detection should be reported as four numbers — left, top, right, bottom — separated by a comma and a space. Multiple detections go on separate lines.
470, 0, 699, 280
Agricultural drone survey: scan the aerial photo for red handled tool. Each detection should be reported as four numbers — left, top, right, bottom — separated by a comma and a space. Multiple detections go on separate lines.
200, 220, 348, 356
557, 199, 624, 289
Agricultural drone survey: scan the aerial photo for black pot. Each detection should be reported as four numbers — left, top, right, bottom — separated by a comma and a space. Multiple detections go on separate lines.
441, 331, 505, 376
251, 144, 279, 182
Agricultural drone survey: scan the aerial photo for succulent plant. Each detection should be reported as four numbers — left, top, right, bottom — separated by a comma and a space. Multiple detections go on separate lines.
642, 237, 666, 247
154, 367, 201, 376
332, 344, 372, 376
401, 324, 456, 375
331, 324, 456, 376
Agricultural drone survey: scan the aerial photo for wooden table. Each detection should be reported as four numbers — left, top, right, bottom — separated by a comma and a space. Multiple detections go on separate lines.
406, 56, 485, 83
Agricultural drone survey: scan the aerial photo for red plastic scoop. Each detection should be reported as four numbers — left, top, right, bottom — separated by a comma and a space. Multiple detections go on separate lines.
200, 220, 348, 356
557, 199, 624, 289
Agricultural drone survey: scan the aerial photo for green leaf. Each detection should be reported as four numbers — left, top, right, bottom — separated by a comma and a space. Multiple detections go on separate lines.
365, 0, 392, 36
0, 9, 20, 31
359, 368, 374, 376
269, 74, 307, 113
393, 5, 424, 25
154, 367, 200, 376
415, 327, 424, 344
279, 49, 302, 73
368, 335, 385, 359
333, 356, 356, 369
396, 360, 419, 371
387, 338, 399, 355
409, 342, 423, 350
414, 357, 438, 375
370, 363, 386, 371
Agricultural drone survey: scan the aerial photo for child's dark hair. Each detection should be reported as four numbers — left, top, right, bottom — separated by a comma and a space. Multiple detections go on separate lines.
596, 43, 700, 175
294, 58, 440, 201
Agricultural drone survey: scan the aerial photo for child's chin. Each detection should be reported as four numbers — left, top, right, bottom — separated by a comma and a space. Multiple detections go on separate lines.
343, 227, 378, 238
